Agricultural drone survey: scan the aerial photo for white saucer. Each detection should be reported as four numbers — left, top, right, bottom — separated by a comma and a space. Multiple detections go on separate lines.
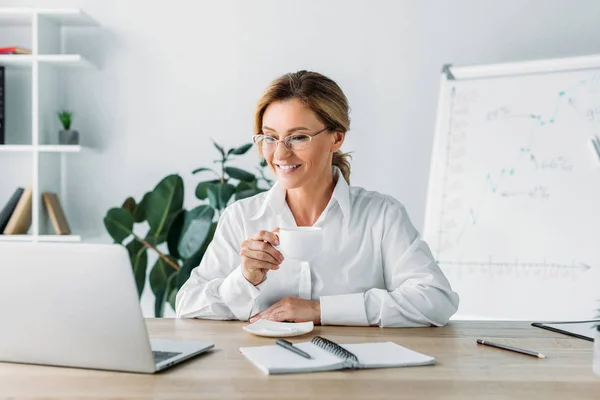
242, 320, 314, 338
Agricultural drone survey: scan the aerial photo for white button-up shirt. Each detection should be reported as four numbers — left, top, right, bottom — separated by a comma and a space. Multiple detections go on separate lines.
176, 167, 459, 327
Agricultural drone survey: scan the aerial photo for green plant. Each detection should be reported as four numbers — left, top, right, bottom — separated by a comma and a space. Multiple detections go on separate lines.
57, 110, 73, 130
103, 140, 272, 317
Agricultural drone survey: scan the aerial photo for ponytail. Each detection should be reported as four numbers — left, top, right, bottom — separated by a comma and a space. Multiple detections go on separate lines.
332, 151, 351, 184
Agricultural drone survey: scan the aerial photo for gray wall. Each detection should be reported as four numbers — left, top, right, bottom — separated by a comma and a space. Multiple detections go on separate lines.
3, 0, 600, 315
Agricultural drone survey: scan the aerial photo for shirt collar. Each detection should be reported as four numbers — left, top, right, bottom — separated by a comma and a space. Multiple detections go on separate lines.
249, 166, 351, 222
330, 166, 351, 222
249, 180, 286, 220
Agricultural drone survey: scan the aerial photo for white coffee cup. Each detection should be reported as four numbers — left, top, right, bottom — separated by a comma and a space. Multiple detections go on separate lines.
275, 227, 322, 261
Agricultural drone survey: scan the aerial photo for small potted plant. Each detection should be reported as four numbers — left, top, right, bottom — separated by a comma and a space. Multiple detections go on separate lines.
57, 110, 79, 145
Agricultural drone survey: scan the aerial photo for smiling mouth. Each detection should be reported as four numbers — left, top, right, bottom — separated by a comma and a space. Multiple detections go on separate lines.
275, 164, 301, 171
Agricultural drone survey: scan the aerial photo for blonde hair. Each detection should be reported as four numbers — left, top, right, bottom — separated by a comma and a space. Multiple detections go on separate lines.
254, 70, 352, 184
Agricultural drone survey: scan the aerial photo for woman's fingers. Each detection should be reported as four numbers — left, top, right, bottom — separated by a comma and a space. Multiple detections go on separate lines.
250, 229, 280, 246
241, 238, 283, 263
250, 303, 280, 322
241, 252, 280, 270
240, 229, 284, 286
248, 240, 283, 263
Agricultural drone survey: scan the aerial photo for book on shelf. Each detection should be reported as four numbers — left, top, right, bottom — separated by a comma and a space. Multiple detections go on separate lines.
42, 192, 71, 235
0, 187, 24, 233
3, 186, 32, 234
0, 46, 32, 55
0, 65, 4, 145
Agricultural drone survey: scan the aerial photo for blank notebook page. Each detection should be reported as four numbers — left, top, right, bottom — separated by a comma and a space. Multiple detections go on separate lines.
342, 342, 435, 368
240, 342, 346, 374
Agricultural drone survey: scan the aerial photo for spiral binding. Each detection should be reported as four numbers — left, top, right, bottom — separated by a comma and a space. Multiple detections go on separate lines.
311, 336, 359, 364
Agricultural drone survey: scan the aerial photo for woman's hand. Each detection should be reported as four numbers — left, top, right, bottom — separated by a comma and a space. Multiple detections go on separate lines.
240, 229, 283, 286
249, 296, 321, 324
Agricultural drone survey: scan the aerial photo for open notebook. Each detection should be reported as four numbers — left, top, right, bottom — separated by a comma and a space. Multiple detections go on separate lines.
239, 336, 435, 375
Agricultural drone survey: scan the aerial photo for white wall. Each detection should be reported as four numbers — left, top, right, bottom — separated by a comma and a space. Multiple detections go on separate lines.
2, 0, 600, 317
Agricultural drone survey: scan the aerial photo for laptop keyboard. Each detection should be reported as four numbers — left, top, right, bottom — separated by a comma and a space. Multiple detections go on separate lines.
152, 350, 182, 364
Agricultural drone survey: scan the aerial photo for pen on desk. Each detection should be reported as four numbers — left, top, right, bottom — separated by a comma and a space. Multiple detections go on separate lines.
276, 339, 312, 359
476, 339, 546, 359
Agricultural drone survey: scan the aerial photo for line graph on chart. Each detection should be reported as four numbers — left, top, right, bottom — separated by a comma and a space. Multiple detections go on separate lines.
431, 71, 600, 275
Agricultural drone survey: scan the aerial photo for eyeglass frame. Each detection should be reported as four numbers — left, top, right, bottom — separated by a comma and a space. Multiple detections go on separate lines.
252, 127, 330, 151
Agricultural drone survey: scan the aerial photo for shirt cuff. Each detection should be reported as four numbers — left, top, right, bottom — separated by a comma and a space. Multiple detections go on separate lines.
319, 293, 370, 326
218, 266, 260, 321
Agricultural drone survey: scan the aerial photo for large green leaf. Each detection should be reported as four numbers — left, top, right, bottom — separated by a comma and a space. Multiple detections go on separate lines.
234, 180, 259, 201
146, 212, 178, 246
103, 208, 134, 243
154, 272, 179, 317
153, 287, 167, 318
145, 230, 167, 246
146, 175, 184, 242
133, 192, 150, 223
195, 179, 221, 200
149, 256, 178, 317
176, 222, 217, 289
149, 256, 177, 295
126, 239, 148, 297
206, 183, 236, 210
122, 197, 136, 215
225, 166, 255, 182
166, 210, 186, 259
177, 205, 215, 259
227, 143, 253, 155
168, 285, 178, 311
235, 188, 263, 200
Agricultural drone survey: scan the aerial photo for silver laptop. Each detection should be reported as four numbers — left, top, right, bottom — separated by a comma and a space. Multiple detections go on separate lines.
0, 242, 213, 373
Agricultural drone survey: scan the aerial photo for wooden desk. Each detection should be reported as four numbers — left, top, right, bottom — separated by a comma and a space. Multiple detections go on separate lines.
0, 319, 598, 399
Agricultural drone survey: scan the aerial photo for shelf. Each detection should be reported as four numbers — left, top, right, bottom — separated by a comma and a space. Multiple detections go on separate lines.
38, 234, 81, 242
0, 55, 94, 69
0, 235, 34, 242
0, 145, 82, 153
0, 55, 33, 68
37, 55, 95, 69
0, 234, 81, 242
0, 8, 98, 27
0, 7, 97, 245
0, 145, 34, 152
38, 145, 82, 153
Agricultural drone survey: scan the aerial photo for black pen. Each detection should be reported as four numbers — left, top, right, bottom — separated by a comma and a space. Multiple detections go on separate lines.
477, 339, 546, 358
276, 339, 312, 359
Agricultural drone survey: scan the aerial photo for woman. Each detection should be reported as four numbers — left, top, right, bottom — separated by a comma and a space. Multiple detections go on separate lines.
176, 71, 459, 327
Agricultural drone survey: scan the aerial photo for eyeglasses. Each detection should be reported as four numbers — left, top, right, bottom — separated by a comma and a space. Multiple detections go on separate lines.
252, 127, 329, 152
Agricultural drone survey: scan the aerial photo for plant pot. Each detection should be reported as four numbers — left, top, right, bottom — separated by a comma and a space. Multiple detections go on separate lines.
59, 129, 79, 145
594, 328, 600, 377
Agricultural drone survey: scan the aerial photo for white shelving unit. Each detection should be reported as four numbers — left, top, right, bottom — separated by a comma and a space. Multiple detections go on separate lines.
0, 8, 98, 242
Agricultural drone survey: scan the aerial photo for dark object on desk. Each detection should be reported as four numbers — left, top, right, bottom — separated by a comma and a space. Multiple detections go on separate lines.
311, 336, 359, 363
0, 187, 24, 232
276, 339, 312, 359
531, 320, 600, 342
476, 339, 546, 358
